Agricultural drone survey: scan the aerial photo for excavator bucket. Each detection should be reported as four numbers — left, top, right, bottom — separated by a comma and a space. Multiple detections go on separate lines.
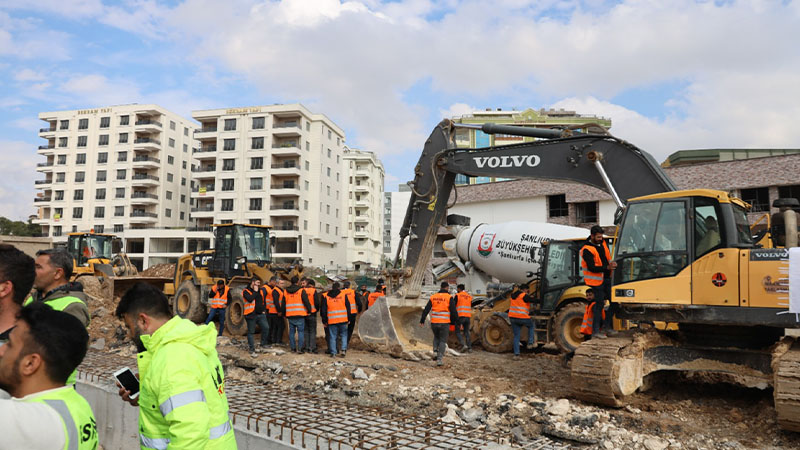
357, 296, 433, 356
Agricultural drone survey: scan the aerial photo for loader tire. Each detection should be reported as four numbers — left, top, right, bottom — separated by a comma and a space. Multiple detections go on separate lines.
224, 286, 248, 336
480, 313, 513, 353
174, 281, 206, 323
553, 302, 586, 354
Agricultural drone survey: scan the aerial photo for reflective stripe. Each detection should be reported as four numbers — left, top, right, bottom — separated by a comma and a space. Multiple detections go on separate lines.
457, 306, 471, 313
430, 312, 450, 318
159, 389, 206, 417
209, 420, 232, 439
509, 307, 528, 313
44, 399, 78, 450
140, 434, 170, 450
583, 272, 603, 281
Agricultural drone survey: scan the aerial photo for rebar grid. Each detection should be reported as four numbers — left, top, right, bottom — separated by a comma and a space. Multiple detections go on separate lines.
78, 350, 509, 449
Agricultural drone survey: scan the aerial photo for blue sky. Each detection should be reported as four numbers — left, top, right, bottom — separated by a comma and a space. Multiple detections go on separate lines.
2, 0, 800, 220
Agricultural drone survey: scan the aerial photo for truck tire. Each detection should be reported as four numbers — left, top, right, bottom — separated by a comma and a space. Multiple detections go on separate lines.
480, 313, 513, 353
224, 285, 247, 336
553, 302, 587, 354
174, 281, 206, 323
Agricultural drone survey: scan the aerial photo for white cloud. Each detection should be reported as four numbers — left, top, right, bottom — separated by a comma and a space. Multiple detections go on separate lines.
13, 68, 46, 81
439, 103, 477, 120
59, 74, 142, 107
0, 140, 39, 221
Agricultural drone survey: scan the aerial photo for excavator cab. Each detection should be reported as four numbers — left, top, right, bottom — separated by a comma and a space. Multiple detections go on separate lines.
67, 232, 114, 267
208, 224, 271, 279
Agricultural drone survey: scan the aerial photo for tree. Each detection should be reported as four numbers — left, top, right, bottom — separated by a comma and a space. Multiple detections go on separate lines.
0, 217, 42, 236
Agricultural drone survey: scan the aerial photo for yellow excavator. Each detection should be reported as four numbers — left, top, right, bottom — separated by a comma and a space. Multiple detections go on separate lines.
360, 119, 800, 431
165, 223, 303, 335
64, 231, 140, 299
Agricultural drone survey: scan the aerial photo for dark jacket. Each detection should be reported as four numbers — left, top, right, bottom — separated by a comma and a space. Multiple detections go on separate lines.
319, 289, 348, 326
242, 286, 267, 315
420, 289, 458, 325
34, 283, 90, 327
582, 238, 611, 275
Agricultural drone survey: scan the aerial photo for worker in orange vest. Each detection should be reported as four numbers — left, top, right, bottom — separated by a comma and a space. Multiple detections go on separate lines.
320, 282, 350, 357
580, 288, 607, 339
367, 286, 386, 309
204, 280, 228, 336
453, 284, 473, 353
282, 276, 312, 353
419, 281, 457, 366
264, 277, 285, 346
581, 225, 617, 339
242, 277, 269, 356
301, 278, 322, 354
508, 283, 537, 360
341, 280, 359, 342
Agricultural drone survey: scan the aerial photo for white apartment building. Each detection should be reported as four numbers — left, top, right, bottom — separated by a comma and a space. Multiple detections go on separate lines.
190, 104, 347, 266
342, 148, 384, 269
383, 185, 412, 264
34, 104, 197, 241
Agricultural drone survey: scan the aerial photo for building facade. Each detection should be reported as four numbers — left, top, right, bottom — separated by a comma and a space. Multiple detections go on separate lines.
342, 147, 384, 269
190, 104, 347, 266
34, 104, 197, 241
451, 108, 612, 185
383, 185, 413, 264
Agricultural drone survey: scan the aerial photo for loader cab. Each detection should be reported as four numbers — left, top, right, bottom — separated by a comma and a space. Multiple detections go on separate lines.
538, 240, 582, 312
209, 224, 272, 279
67, 232, 115, 266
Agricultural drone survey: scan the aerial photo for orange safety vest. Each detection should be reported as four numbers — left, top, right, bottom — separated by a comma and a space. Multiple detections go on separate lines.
303, 287, 317, 314
284, 288, 308, 317
268, 286, 283, 314
581, 241, 611, 287
508, 292, 531, 319
429, 292, 452, 324
210, 285, 229, 309
325, 293, 349, 325
368, 292, 384, 308
580, 302, 606, 335
455, 291, 472, 318
260, 285, 275, 312
242, 287, 258, 315
342, 288, 357, 314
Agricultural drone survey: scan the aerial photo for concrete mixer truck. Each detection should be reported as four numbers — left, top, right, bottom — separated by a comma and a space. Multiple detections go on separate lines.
432, 220, 595, 353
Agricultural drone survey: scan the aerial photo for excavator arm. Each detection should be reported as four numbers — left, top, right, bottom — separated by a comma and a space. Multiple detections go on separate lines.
397, 119, 675, 300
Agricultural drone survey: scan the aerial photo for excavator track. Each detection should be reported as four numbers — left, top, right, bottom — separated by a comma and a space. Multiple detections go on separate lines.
774, 339, 800, 432
571, 334, 636, 406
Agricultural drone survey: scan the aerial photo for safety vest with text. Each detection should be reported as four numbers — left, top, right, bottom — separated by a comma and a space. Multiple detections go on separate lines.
284, 289, 308, 317
508, 292, 531, 319
260, 286, 275, 313
242, 287, 258, 316
455, 291, 472, 318
368, 292, 384, 308
325, 293, 349, 325
429, 293, 452, 324
581, 241, 611, 287
341, 288, 357, 314
302, 287, 317, 314
210, 285, 229, 309
580, 302, 606, 335
25, 386, 98, 450
269, 286, 284, 315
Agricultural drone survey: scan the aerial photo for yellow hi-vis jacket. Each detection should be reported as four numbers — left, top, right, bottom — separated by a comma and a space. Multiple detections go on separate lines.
137, 317, 236, 450
24, 386, 98, 450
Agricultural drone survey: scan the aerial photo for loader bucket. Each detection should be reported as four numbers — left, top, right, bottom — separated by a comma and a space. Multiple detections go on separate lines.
357, 296, 433, 355
110, 276, 171, 303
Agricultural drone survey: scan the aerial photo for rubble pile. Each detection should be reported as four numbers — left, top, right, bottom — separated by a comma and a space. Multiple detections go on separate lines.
140, 263, 175, 278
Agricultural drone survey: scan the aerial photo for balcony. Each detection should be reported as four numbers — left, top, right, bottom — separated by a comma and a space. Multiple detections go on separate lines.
130, 192, 159, 205
33, 196, 51, 203
37, 145, 55, 155
270, 143, 302, 157
39, 127, 56, 137
191, 185, 216, 198
353, 215, 370, 223
191, 204, 214, 213
354, 184, 370, 192
134, 120, 162, 132
131, 174, 160, 186
191, 204, 215, 218
272, 124, 301, 138
355, 170, 370, 178
271, 226, 300, 238
36, 162, 54, 172
129, 211, 158, 223
194, 127, 217, 138
192, 165, 216, 173
133, 138, 161, 151
193, 146, 217, 160
354, 229, 370, 238
354, 199, 370, 208
132, 156, 161, 169
270, 184, 300, 193
270, 163, 300, 175
269, 205, 300, 217
35, 179, 52, 186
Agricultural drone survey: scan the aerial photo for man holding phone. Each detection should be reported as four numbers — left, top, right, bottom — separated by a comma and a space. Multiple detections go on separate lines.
116, 282, 237, 449
0, 303, 98, 450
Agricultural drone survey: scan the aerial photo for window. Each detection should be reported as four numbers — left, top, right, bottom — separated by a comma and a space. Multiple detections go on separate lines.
56, 173, 65, 183
112, 205, 123, 217
304, 200, 308, 210
252, 137, 264, 150
117, 169, 126, 180
548, 194, 568, 217
58, 137, 67, 147
165, 208, 171, 218
222, 159, 235, 171
694, 199, 722, 256
100, 117, 110, 128
249, 198, 262, 211
170, 120, 176, 130
306, 122, 310, 131
77, 136, 87, 147
249, 218, 261, 225
75, 172, 85, 183
221, 199, 234, 211
114, 224, 124, 232
53, 226, 62, 237
74, 189, 84, 200
166, 191, 172, 200
55, 190, 64, 200
168, 138, 175, 148
326, 205, 330, 214
57, 155, 67, 165
740, 187, 770, 212
167, 173, 173, 182
305, 141, 309, 151
96, 188, 105, 200
304, 220, 308, 231
184, 127, 188, 136
115, 188, 125, 199
181, 177, 186, 186
223, 139, 235, 151
252, 117, 265, 129
119, 115, 129, 126
96, 170, 106, 182
94, 206, 104, 218
326, 185, 330, 195
222, 179, 235, 191
76, 153, 86, 165
78, 118, 88, 130
59, 120, 69, 130
183, 143, 187, 153
305, 161, 310, 171
179, 212, 184, 220
118, 133, 128, 144
96, 153, 108, 164
182, 161, 187, 169
575, 202, 598, 224
180, 194, 185, 203
167, 155, 174, 165
328, 130, 331, 139
337, 137, 340, 146
224, 119, 236, 131
326, 167, 331, 177
326, 224, 330, 233
250, 178, 262, 190
72, 207, 82, 219
327, 148, 331, 158
117, 151, 127, 162
250, 157, 263, 170
304, 181, 309, 190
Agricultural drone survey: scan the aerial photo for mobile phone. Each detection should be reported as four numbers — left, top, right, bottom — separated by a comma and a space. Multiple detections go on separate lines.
113, 367, 140, 400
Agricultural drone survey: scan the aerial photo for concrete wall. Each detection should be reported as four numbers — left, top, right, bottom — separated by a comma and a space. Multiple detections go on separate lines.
0, 235, 52, 257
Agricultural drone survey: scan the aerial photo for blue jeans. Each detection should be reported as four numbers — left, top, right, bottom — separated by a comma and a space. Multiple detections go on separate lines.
245, 313, 269, 351
204, 307, 226, 336
327, 323, 348, 355
287, 317, 305, 351
510, 317, 534, 356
